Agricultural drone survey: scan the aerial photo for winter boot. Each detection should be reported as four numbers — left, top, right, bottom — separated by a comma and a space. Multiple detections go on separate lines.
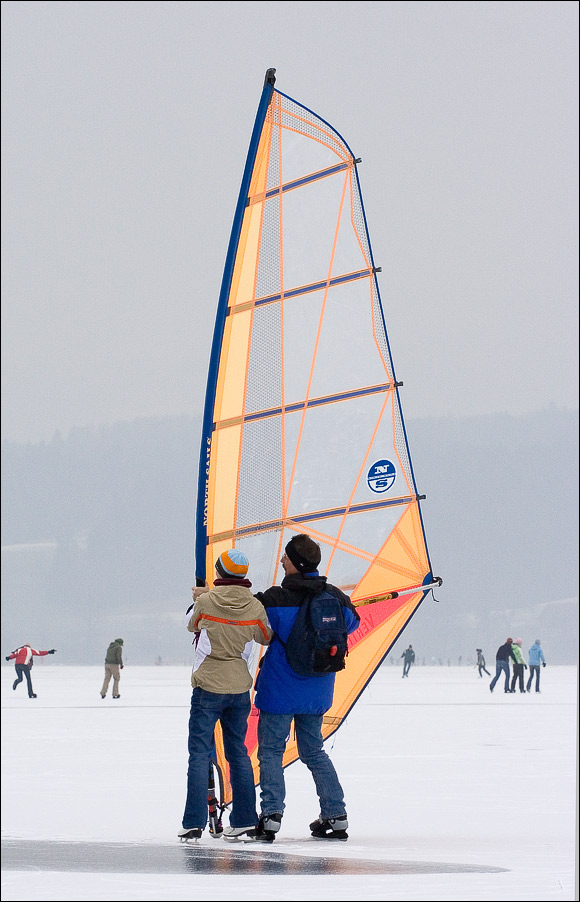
178, 827, 202, 841
247, 813, 282, 842
310, 815, 349, 841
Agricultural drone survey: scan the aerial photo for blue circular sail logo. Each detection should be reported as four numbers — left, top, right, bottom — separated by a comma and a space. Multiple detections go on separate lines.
367, 459, 396, 494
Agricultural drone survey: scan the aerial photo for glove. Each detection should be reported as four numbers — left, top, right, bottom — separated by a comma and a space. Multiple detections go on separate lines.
49, 649, 56, 654
524, 664, 527, 669
5, 656, 10, 661
120, 665, 124, 669
542, 662, 546, 667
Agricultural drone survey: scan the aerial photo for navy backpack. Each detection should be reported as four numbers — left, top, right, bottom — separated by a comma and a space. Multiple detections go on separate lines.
282, 590, 349, 677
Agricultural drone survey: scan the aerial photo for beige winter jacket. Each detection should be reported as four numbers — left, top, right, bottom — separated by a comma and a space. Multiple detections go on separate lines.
187, 581, 272, 694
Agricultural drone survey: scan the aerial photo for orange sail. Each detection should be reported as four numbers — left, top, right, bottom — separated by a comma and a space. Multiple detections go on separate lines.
194, 69, 439, 808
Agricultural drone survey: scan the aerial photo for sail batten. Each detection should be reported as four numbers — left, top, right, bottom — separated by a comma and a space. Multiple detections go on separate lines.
229, 267, 375, 313
195, 71, 438, 808
248, 159, 358, 205
214, 381, 399, 429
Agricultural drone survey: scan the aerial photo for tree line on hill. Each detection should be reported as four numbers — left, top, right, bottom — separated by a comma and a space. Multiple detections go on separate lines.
1, 406, 577, 663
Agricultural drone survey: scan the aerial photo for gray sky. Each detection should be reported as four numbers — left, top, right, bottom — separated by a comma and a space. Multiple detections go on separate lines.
1, 0, 578, 443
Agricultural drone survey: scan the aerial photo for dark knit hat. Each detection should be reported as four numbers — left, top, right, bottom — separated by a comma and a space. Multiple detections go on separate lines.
285, 535, 321, 573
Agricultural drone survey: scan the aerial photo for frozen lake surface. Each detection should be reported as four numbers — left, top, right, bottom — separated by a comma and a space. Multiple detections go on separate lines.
1, 663, 577, 901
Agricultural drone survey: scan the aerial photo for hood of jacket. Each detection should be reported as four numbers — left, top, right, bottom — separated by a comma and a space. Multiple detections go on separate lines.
206, 582, 259, 615
280, 572, 328, 597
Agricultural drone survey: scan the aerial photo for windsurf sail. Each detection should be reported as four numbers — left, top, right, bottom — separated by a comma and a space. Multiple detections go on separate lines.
194, 68, 440, 809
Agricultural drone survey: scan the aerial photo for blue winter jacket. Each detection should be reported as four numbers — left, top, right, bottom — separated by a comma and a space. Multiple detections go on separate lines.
528, 642, 546, 666
253, 572, 360, 715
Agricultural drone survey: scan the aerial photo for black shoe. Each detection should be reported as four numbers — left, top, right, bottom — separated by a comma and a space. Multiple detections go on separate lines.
310, 815, 349, 841
29, 694, 37, 698
101, 694, 106, 699
247, 814, 282, 843
113, 695, 120, 699
489, 684, 493, 692
178, 828, 202, 841
12, 681, 18, 691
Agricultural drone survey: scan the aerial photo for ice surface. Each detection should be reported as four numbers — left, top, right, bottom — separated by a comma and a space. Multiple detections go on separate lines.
1, 663, 577, 901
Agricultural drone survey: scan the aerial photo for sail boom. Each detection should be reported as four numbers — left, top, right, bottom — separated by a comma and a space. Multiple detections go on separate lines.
352, 578, 443, 608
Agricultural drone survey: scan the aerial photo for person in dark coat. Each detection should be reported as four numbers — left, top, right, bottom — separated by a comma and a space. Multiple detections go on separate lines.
101, 638, 124, 699
489, 638, 518, 693
6, 643, 57, 698
476, 648, 490, 677
252, 534, 360, 842
401, 645, 415, 677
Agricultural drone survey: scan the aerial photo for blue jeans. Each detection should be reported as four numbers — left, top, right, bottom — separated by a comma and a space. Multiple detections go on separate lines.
527, 664, 541, 691
182, 688, 257, 830
489, 659, 510, 692
257, 711, 346, 820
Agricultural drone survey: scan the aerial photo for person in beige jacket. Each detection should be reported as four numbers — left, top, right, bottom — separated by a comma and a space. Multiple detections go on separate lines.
179, 549, 272, 842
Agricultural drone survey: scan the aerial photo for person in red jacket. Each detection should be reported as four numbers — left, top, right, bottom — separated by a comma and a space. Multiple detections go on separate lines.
6, 643, 57, 697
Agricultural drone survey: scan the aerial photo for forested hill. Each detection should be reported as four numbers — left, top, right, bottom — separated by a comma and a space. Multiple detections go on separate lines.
1, 407, 578, 663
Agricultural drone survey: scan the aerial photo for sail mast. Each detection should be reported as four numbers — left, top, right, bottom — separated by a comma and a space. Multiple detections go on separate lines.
195, 69, 277, 584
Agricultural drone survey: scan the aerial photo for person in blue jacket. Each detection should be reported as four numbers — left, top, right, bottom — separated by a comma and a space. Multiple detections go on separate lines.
250, 534, 360, 843
526, 639, 547, 693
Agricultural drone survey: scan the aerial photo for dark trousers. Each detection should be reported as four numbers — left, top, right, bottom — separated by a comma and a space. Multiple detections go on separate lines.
478, 663, 490, 676
490, 659, 510, 692
510, 663, 525, 693
527, 664, 541, 692
13, 663, 35, 696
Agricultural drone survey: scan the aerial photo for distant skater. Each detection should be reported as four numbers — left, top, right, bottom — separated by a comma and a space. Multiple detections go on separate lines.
401, 645, 415, 677
509, 638, 527, 693
476, 648, 490, 677
101, 638, 124, 699
6, 643, 57, 698
489, 638, 518, 693
526, 639, 547, 693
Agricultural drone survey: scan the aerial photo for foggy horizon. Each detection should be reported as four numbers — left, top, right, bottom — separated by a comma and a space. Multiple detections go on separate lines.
2, 1, 578, 444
